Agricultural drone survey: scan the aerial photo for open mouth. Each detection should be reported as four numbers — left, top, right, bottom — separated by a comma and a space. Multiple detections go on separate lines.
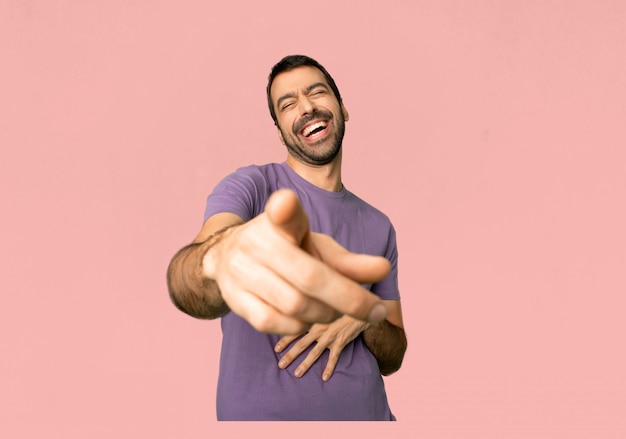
300, 120, 329, 139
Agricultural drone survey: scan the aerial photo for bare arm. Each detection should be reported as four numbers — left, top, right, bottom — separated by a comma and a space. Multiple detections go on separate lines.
363, 300, 407, 375
275, 299, 407, 379
166, 212, 244, 319
166, 189, 391, 335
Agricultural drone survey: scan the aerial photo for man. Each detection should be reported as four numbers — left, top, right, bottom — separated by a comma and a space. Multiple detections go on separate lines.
167, 55, 407, 421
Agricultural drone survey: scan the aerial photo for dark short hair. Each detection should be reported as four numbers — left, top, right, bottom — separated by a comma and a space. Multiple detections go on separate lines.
266, 55, 343, 125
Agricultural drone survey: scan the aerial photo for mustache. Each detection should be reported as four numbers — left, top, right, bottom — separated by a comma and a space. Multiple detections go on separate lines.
293, 110, 334, 135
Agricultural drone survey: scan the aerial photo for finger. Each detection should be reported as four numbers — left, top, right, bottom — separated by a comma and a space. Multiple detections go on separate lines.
322, 347, 341, 382
224, 288, 311, 335
264, 189, 312, 249
264, 247, 388, 323
229, 254, 339, 324
274, 334, 301, 353
294, 342, 327, 378
277, 334, 311, 369
311, 233, 391, 284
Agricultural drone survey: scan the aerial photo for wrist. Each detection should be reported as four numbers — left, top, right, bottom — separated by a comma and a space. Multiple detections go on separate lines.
342, 314, 371, 335
362, 320, 376, 334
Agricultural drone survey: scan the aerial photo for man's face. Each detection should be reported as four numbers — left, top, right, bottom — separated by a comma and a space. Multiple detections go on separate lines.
270, 66, 349, 166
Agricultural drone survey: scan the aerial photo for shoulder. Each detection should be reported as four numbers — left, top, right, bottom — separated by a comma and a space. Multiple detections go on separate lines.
345, 189, 398, 251
205, 163, 286, 221
223, 163, 287, 185
213, 163, 283, 192
344, 189, 393, 226
225, 162, 275, 179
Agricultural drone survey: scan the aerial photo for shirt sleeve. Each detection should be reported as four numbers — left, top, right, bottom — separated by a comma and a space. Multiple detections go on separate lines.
203, 166, 269, 222
370, 224, 401, 301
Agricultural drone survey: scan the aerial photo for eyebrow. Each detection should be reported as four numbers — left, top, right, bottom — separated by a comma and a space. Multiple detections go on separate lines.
276, 82, 330, 109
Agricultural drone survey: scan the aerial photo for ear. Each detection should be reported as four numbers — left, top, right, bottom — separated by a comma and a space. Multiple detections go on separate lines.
341, 103, 350, 122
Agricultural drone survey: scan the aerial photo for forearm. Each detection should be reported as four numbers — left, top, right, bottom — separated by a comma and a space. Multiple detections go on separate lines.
363, 320, 407, 375
166, 234, 230, 320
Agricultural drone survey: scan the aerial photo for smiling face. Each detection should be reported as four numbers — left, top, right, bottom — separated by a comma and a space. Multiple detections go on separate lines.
270, 66, 349, 166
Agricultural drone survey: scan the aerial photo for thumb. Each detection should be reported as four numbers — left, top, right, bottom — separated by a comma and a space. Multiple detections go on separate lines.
264, 189, 311, 248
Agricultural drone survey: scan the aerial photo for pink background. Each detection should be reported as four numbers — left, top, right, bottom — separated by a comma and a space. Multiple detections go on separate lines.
2, 1, 625, 438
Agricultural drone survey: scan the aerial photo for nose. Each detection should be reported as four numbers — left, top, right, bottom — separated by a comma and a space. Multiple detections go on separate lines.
300, 96, 316, 116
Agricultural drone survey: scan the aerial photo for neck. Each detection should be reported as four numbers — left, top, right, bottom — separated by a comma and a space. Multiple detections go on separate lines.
286, 151, 343, 192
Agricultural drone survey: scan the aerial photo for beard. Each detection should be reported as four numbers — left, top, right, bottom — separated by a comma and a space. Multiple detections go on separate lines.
279, 110, 346, 166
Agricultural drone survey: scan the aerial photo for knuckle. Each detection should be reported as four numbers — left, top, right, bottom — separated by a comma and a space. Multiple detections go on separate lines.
237, 228, 259, 252
226, 253, 247, 275
281, 294, 308, 316
248, 310, 309, 335
309, 348, 323, 360
248, 310, 276, 333
298, 264, 326, 290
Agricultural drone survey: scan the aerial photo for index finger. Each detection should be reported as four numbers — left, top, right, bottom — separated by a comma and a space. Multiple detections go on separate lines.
264, 244, 387, 323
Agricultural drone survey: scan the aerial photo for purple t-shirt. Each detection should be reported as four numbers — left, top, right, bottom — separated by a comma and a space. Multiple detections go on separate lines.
204, 162, 400, 421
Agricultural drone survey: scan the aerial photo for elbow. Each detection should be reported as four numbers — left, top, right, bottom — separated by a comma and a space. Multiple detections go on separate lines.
379, 356, 404, 376
380, 367, 400, 377
380, 338, 407, 376
380, 352, 405, 376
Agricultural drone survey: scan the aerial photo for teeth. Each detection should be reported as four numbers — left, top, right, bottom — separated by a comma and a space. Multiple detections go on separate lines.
303, 121, 327, 137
